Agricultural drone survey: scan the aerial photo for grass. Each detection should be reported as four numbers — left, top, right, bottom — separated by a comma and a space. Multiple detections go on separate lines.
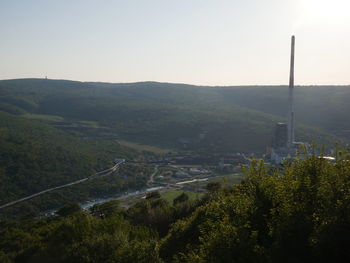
161, 190, 203, 204
210, 173, 244, 186
78, 120, 103, 128
22, 113, 64, 122
117, 140, 171, 154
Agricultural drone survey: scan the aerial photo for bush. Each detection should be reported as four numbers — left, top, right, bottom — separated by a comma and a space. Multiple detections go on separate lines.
56, 203, 81, 217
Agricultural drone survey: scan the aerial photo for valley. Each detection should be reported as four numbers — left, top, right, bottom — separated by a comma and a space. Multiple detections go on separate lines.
0, 79, 347, 218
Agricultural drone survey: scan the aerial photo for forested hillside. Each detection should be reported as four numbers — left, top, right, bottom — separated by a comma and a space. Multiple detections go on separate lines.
0, 79, 343, 153
218, 85, 350, 136
0, 111, 144, 216
1, 154, 349, 262
1, 79, 349, 262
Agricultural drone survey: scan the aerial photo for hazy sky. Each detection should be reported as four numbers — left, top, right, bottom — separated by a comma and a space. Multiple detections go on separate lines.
0, 0, 349, 85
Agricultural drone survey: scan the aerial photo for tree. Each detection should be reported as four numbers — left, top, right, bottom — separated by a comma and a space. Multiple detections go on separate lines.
173, 192, 189, 205
90, 200, 122, 218
146, 191, 161, 200
206, 181, 221, 192
56, 202, 82, 217
0, 251, 11, 263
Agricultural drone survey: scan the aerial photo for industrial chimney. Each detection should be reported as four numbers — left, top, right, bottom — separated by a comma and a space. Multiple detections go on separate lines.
287, 35, 295, 148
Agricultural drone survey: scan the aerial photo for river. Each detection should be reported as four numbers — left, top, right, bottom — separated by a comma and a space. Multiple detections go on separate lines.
81, 177, 209, 209
80, 186, 165, 210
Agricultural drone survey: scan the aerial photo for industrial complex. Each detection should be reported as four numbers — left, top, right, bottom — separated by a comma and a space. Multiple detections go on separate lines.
270, 36, 308, 164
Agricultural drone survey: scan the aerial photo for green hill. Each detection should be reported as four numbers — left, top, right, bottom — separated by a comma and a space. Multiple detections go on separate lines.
0, 79, 349, 261
0, 79, 342, 153
0, 111, 140, 215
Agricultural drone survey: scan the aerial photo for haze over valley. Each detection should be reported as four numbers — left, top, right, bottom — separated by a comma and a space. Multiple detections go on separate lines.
1, 0, 350, 262
0, 77, 348, 215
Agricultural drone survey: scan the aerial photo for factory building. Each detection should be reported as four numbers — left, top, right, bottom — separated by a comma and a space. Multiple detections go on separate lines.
270, 36, 308, 165
273, 123, 288, 148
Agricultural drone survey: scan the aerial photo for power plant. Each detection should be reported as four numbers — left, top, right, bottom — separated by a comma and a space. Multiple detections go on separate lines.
270, 36, 306, 164
287, 35, 295, 148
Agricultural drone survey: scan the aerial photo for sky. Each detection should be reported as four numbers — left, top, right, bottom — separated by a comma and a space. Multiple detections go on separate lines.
0, 0, 349, 86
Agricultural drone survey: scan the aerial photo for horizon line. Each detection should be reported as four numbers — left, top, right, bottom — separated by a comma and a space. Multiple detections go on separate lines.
1, 77, 350, 87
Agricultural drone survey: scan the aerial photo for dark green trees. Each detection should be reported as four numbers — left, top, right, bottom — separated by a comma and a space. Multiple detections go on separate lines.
0, 214, 161, 263
1, 155, 350, 262
173, 192, 189, 205
56, 202, 82, 217
146, 191, 161, 200
160, 156, 350, 262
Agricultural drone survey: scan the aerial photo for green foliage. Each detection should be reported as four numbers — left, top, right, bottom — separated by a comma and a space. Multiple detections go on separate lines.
56, 203, 82, 217
0, 214, 161, 263
0, 79, 340, 154
0, 163, 151, 219
1, 154, 350, 262
90, 200, 122, 218
0, 251, 11, 263
160, 155, 350, 262
146, 191, 161, 200
206, 181, 222, 192
173, 192, 189, 205
126, 195, 200, 237
0, 103, 26, 115
161, 190, 203, 204
1, 76, 350, 262
0, 111, 140, 217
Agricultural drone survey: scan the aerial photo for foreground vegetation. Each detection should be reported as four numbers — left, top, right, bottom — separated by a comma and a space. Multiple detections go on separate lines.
1, 154, 349, 262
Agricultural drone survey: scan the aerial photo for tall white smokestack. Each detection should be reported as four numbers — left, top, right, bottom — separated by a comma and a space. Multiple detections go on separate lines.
287, 35, 295, 148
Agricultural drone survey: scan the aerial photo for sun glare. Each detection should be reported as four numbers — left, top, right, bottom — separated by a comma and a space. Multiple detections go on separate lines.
299, 0, 350, 26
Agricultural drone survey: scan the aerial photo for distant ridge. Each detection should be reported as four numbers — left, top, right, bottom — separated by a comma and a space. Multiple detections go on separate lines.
0, 78, 346, 154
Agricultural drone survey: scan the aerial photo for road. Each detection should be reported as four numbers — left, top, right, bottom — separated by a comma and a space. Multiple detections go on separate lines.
147, 165, 159, 186
0, 159, 125, 210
